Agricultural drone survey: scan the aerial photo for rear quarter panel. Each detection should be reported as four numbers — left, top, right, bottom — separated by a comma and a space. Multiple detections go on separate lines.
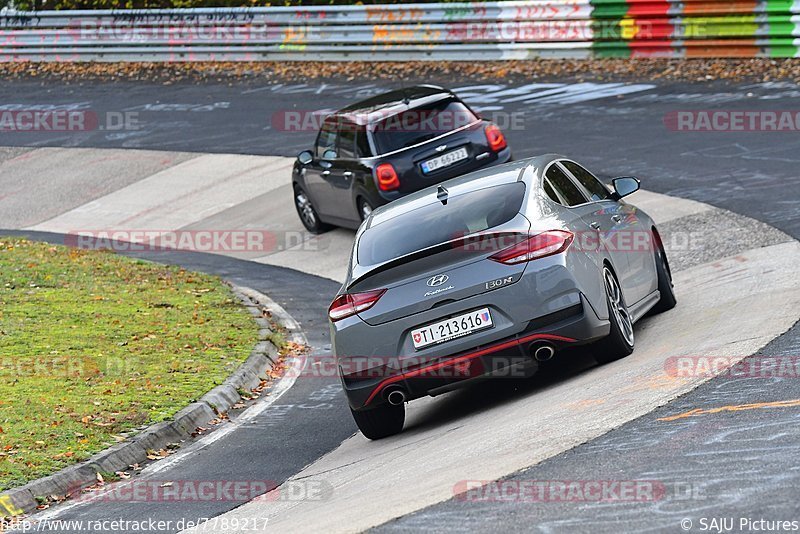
527, 191, 610, 323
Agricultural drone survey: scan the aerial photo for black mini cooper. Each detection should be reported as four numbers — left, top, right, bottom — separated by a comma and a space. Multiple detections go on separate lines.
293, 85, 512, 233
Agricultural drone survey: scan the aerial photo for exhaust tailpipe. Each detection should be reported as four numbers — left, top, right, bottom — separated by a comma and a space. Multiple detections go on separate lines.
532, 343, 556, 362
386, 389, 407, 406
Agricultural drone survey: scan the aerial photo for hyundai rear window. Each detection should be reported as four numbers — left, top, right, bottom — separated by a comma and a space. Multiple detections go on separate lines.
357, 182, 526, 266
371, 99, 478, 154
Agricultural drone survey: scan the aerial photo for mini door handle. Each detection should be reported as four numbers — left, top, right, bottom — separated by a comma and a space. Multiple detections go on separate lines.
611, 215, 622, 223
590, 222, 601, 230
321, 170, 331, 176
343, 171, 353, 178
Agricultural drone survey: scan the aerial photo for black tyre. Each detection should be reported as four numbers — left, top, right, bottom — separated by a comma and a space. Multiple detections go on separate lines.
350, 403, 405, 440
594, 266, 635, 365
649, 237, 677, 315
294, 186, 331, 234
357, 197, 374, 222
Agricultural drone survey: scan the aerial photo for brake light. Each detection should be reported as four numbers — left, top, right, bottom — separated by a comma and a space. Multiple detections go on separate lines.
328, 289, 387, 322
484, 123, 507, 152
489, 230, 574, 265
376, 163, 400, 191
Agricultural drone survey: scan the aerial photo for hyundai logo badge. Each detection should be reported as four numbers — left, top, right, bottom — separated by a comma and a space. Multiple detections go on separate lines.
427, 274, 449, 287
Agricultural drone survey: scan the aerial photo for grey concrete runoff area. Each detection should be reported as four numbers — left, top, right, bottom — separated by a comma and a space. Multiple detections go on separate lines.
1, 76, 799, 533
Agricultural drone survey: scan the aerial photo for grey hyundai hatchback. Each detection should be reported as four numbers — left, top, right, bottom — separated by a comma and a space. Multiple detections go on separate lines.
330, 155, 676, 439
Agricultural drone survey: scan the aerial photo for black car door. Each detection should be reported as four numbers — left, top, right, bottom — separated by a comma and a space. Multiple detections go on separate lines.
323, 124, 359, 221
304, 119, 339, 218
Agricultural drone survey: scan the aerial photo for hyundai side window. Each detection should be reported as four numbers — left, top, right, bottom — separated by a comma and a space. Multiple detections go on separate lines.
545, 164, 588, 207
562, 160, 610, 202
543, 179, 561, 204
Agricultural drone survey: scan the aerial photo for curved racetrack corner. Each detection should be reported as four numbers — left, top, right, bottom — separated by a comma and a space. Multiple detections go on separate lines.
2, 76, 800, 533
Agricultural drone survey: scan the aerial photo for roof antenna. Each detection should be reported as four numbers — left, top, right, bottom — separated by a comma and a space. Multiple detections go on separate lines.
401, 87, 410, 105
437, 185, 449, 205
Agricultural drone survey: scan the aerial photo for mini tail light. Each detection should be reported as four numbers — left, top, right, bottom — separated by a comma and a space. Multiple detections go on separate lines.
484, 123, 507, 152
328, 289, 387, 322
489, 230, 574, 265
376, 163, 401, 191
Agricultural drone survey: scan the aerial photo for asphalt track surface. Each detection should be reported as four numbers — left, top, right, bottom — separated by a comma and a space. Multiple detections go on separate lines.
1, 77, 800, 533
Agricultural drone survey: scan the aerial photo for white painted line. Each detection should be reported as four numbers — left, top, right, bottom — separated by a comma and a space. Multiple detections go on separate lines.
0, 147, 195, 229
28, 154, 293, 234
626, 189, 713, 224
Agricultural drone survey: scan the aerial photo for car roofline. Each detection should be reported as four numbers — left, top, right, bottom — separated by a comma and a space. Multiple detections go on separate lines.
337, 85, 451, 112
336, 91, 456, 126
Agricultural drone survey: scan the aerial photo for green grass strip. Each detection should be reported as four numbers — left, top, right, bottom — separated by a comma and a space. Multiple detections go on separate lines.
0, 238, 259, 490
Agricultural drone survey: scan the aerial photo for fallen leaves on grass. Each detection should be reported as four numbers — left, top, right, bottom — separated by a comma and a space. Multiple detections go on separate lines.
0, 238, 258, 489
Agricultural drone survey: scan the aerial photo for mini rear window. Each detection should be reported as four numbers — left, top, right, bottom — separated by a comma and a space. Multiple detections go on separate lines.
357, 182, 525, 266
371, 99, 478, 155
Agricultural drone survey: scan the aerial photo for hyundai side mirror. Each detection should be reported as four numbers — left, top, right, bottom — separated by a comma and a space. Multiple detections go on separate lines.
297, 150, 313, 165
612, 176, 641, 199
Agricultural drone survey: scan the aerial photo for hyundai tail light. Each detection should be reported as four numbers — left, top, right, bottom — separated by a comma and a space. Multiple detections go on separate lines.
489, 230, 574, 265
328, 289, 387, 321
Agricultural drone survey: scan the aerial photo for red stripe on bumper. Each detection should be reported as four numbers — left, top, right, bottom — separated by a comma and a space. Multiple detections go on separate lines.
363, 332, 576, 406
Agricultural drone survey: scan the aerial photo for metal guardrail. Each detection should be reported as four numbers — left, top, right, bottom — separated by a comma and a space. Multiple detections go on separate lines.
1, 0, 799, 62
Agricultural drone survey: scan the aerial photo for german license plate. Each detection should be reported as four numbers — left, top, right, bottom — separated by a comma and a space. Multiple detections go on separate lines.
411, 308, 493, 350
420, 147, 468, 174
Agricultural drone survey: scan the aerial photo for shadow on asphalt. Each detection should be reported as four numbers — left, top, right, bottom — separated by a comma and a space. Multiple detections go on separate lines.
404, 345, 603, 433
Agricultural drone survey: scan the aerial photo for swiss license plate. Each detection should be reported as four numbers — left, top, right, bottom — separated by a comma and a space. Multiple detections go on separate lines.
411, 308, 493, 350
420, 147, 469, 174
